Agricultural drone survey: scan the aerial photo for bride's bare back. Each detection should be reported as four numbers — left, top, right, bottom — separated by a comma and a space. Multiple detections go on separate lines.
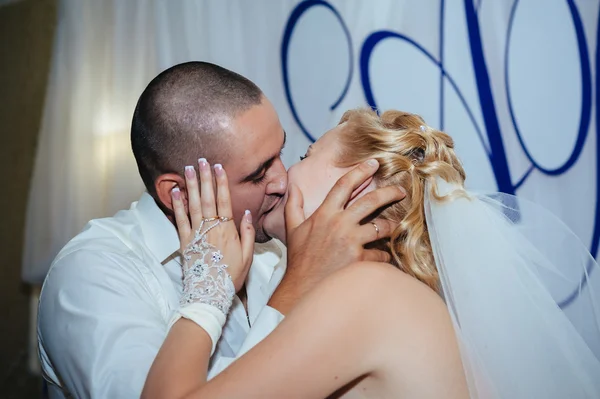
200, 261, 468, 399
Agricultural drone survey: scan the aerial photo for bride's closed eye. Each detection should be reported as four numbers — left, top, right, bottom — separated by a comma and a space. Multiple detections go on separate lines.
299, 144, 314, 161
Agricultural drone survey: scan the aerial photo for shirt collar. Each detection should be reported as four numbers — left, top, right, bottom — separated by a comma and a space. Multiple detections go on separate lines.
135, 192, 180, 264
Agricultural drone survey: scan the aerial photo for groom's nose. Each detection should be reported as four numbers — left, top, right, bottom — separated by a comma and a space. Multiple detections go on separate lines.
266, 158, 287, 196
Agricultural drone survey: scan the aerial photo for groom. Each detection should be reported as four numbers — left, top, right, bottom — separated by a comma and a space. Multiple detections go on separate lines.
37, 62, 401, 398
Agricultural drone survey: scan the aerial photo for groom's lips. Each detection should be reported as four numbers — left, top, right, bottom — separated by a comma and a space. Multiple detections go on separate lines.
266, 196, 282, 213
271, 192, 288, 215
263, 195, 284, 217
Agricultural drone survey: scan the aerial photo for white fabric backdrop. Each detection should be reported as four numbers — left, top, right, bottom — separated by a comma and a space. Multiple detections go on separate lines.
23, 0, 600, 313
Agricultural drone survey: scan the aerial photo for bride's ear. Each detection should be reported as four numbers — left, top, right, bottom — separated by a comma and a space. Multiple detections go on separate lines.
348, 176, 376, 206
155, 173, 187, 212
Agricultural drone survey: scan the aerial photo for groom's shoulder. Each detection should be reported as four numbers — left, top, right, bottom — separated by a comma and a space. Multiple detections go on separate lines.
48, 208, 148, 280
64, 212, 141, 255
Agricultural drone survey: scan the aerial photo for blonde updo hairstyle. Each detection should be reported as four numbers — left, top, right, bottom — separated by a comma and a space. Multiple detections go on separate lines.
335, 108, 466, 293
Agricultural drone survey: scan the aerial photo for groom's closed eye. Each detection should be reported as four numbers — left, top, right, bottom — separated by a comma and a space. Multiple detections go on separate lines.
241, 131, 287, 185
242, 160, 272, 184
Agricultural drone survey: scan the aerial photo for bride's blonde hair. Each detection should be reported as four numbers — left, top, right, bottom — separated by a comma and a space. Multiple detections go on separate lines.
336, 108, 466, 293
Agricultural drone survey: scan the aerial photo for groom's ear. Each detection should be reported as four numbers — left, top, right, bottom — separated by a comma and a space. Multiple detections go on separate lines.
155, 173, 187, 212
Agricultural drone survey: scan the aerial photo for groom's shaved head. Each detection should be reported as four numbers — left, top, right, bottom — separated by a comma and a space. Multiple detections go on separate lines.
131, 61, 263, 198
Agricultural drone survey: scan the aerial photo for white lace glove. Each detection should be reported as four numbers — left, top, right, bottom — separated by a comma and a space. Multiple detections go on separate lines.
180, 219, 235, 314
168, 160, 255, 355
168, 219, 235, 354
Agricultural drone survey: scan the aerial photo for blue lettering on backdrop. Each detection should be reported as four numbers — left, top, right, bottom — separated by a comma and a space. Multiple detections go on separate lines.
280, 0, 599, 307
281, 0, 354, 143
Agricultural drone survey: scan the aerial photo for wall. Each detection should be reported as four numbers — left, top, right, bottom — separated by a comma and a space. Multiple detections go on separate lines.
0, 0, 56, 396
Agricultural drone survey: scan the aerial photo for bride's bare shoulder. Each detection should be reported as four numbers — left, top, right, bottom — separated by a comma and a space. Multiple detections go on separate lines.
307, 261, 450, 331
288, 263, 464, 397
327, 261, 444, 307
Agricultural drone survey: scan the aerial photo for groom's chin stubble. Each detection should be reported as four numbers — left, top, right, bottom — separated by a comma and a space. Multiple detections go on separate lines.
254, 228, 272, 244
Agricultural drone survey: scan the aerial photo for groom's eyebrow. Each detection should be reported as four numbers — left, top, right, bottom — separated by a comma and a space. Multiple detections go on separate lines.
240, 130, 286, 183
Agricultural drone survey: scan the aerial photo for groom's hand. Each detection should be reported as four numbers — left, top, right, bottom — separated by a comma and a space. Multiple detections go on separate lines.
268, 159, 406, 314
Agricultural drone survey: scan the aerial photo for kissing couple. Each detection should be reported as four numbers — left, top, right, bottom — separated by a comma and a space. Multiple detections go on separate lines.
39, 62, 600, 399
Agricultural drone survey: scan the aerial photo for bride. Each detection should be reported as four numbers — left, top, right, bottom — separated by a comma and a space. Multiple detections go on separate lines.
142, 109, 600, 398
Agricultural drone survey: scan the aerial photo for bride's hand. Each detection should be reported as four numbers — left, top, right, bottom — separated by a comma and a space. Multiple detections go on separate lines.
171, 159, 255, 292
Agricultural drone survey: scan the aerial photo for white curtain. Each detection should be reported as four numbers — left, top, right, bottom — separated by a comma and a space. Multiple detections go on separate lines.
23, 0, 600, 285
23, 1, 155, 282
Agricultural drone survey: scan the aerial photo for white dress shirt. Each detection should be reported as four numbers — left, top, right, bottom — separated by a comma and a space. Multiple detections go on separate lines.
37, 193, 286, 399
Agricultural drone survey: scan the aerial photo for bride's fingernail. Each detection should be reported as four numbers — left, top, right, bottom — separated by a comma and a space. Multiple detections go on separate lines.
198, 158, 207, 169
184, 165, 195, 178
214, 164, 223, 176
171, 187, 181, 200
244, 209, 252, 223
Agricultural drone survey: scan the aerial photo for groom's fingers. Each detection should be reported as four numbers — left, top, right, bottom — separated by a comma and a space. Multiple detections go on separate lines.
347, 186, 406, 223
321, 159, 380, 211
362, 249, 391, 264
285, 184, 305, 234
358, 218, 396, 243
